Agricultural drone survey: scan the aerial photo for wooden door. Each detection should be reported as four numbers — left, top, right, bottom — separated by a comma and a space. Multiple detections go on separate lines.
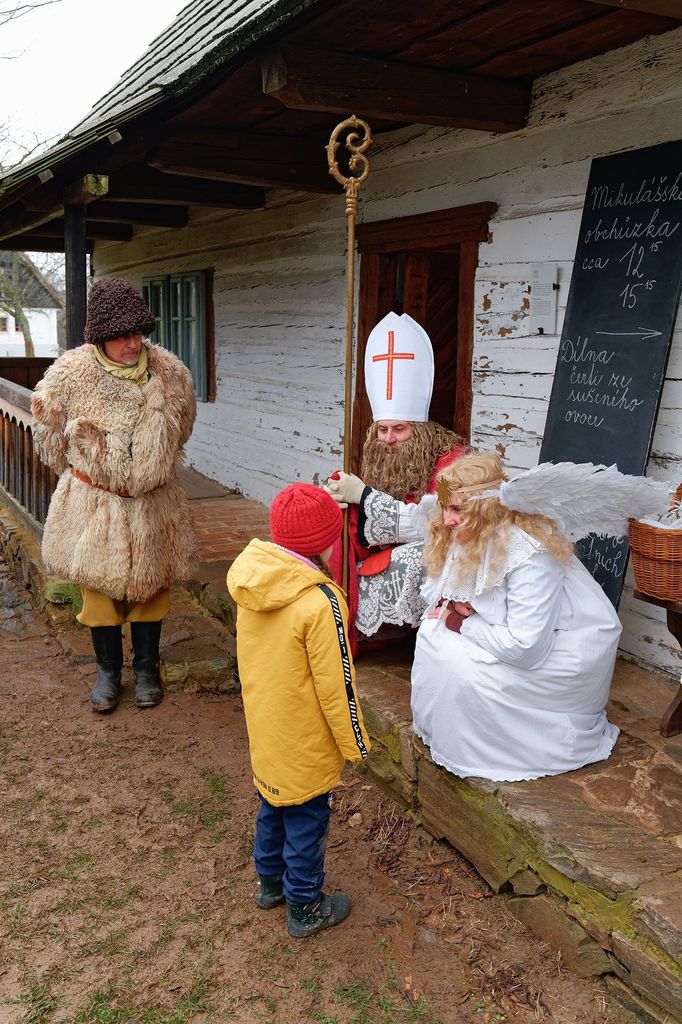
351, 203, 496, 471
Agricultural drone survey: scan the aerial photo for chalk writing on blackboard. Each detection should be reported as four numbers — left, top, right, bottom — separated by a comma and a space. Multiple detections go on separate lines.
559, 336, 645, 429
540, 140, 682, 604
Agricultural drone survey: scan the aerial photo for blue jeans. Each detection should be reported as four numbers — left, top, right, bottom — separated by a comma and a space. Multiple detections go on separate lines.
253, 791, 331, 906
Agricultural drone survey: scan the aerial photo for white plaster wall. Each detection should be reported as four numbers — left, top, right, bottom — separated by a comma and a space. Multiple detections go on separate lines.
96, 27, 682, 675
0, 308, 59, 356
26, 308, 59, 351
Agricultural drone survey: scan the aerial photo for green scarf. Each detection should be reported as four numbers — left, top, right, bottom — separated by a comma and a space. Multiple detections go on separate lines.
94, 343, 149, 384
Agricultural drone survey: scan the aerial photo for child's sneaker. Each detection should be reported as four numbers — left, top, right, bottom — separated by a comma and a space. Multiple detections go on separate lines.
256, 875, 285, 909
287, 892, 350, 937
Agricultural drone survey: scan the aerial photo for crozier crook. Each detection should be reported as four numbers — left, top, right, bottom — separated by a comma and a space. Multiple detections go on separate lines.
326, 115, 373, 593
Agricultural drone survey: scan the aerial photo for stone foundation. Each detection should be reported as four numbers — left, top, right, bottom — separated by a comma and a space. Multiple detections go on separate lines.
355, 659, 682, 1024
0, 499, 238, 695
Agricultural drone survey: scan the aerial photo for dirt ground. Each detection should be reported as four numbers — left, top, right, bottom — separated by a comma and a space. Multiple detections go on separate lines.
0, 556, 634, 1024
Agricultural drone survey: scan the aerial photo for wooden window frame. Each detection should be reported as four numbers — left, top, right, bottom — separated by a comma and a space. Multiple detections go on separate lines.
143, 268, 216, 402
352, 202, 496, 469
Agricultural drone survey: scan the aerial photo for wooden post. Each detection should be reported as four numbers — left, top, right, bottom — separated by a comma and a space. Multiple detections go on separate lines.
64, 202, 87, 349
63, 177, 109, 350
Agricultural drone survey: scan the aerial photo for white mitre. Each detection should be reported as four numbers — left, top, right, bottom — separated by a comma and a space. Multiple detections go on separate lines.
364, 311, 434, 422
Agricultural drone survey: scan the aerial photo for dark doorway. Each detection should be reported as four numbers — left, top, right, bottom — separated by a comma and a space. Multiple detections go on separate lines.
351, 203, 496, 472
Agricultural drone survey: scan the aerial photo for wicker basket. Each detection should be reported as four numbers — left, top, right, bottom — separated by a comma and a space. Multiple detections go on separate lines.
628, 483, 682, 602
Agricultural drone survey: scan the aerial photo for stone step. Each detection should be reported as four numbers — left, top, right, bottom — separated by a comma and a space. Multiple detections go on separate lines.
53, 585, 237, 694
186, 558, 236, 634
355, 661, 682, 1024
0, 508, 237, 695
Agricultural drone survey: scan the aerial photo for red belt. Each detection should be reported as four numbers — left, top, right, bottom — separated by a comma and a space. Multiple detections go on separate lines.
357, 548, 393, 576
71, 468, 130, 498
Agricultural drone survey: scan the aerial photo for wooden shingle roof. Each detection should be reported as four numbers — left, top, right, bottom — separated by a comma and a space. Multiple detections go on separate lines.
1, 0, 680, 247
1, 0, 321, 191
76, 0, 323, 131
0, 252, 63, 309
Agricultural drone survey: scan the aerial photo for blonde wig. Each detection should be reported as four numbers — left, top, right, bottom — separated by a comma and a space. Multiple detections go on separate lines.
361, 420, 465, 501
424, 451, 574, 580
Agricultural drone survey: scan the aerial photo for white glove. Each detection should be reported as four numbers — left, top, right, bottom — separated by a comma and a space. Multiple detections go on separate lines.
324, 471, 366, 507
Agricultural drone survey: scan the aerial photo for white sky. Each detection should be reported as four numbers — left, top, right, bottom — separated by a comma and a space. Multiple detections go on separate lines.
1, 0, 184, 164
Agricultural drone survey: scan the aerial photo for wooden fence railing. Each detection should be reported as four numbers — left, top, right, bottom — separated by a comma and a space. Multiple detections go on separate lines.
0, 376, 56, 531
0, 357, 54, 390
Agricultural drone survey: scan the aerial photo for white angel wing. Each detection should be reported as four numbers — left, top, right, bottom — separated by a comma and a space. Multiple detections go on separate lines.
488, 462, 673, 540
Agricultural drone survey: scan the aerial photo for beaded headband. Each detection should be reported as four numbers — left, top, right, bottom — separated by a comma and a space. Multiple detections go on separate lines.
435, 477, 505, 505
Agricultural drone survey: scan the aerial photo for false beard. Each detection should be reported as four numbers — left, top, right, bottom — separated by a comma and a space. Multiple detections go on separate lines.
361, 435, 433, 501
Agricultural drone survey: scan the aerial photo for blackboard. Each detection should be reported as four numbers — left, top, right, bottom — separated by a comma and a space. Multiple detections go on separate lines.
539, 140, 682, 605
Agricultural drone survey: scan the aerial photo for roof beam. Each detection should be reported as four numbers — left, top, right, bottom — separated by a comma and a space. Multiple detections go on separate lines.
581, 0, 681, 15
261, 45, 530, 132
106, 165, 265, 208
147, 130, 336, 193
85, 201, 189, 227
20, 174, 109, 216
25, 220, 134, 242
0, 235, 94, 253
0, 174, 111, 242
0, 121, 153, 217
0, 203, 61, 242
64, 174, 109, 205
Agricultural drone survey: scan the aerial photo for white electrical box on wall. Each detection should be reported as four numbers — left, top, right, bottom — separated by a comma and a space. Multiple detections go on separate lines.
529, 263, 558, 335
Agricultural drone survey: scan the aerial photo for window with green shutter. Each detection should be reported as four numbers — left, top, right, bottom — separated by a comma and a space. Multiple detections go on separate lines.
143, 270, 211, 401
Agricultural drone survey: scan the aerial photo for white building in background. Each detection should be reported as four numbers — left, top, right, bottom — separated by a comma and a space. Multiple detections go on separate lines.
0, 307, 61, 357
0, 252, 63, 357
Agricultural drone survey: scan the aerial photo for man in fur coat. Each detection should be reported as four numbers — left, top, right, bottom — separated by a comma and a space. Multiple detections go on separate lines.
31, 278, 196, 712
326, 312, 466, 648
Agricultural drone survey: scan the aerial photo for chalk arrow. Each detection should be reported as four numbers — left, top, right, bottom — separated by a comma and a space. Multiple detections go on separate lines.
595, 327, 662, 341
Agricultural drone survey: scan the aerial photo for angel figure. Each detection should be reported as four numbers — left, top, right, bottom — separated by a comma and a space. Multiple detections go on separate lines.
411, 451, 671, 782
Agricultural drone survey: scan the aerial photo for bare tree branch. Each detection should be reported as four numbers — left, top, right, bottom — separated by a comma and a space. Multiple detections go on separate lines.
0, 255, 36, 356
1, 1, 63, 166
29, 251, 65, 293
0, 1, 61, 27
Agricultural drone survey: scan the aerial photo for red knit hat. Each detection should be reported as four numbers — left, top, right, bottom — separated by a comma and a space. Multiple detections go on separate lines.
270, 483, 342, 556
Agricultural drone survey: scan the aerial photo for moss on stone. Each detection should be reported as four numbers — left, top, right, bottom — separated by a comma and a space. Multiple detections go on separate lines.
366, 742, 416, 809
43, 578, 80, 606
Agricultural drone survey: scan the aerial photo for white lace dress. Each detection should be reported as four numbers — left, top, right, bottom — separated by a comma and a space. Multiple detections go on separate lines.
355, 490, 436, 638
411, 527, 622, 782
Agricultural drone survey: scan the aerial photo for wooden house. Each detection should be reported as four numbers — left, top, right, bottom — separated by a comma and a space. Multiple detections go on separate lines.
0, 251, 62, 356
0, 0, 681, 674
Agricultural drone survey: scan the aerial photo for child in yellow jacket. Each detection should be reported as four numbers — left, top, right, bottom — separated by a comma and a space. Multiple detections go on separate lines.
226, 483, 371, 937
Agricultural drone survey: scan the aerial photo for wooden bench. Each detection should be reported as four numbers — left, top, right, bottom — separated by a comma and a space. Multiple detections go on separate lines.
633, 590, 682, 737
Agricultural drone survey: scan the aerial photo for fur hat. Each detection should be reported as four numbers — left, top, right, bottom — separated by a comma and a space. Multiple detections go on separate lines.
270, 483, 342, 556
84, 277, 156, 345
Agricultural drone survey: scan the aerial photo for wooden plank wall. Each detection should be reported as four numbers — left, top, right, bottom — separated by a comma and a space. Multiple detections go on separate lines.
96, 26, 682, 674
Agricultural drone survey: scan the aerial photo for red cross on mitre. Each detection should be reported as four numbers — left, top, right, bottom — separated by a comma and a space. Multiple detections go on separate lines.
372, 329, 415, 401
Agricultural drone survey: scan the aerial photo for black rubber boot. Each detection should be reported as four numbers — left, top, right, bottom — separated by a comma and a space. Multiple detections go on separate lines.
256, 875, 285, 910
287, 892, 350, 938
131, 620, 164, 708
89, 626, 123, 712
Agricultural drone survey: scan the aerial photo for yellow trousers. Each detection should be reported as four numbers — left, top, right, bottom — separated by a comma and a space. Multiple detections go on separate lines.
77, 587, 170, 627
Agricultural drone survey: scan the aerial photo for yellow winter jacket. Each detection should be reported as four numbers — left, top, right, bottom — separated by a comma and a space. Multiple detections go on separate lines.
226, 539, 370, 806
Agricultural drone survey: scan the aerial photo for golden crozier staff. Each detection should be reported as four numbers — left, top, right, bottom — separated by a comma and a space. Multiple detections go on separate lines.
326, 115, 373, 592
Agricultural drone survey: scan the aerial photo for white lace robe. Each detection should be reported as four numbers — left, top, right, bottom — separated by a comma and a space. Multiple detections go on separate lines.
355, 490, 437, 638
412, 527, 622, 782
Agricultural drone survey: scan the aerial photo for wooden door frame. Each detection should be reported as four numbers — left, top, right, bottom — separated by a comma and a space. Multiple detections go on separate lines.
352, 201, 496, 470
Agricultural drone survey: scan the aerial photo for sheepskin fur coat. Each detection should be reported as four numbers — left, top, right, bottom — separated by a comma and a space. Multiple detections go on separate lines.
31, 342, 197, 602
